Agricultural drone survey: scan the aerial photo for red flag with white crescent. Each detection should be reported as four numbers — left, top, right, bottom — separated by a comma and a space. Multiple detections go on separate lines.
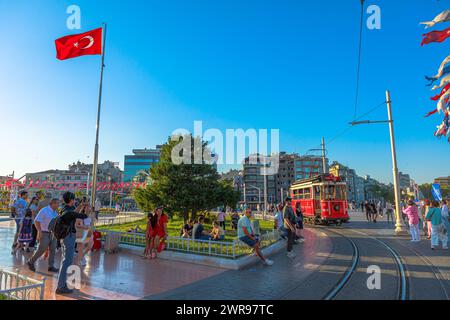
55, 28, 103, 60
421, 27, 450, 46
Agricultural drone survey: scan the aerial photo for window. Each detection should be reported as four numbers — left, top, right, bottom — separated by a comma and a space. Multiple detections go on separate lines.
304, 188, 311, 199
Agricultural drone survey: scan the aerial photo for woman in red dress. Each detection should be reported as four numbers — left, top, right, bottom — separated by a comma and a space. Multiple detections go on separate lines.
143, 212, 156, 259
150, 206, 168, 259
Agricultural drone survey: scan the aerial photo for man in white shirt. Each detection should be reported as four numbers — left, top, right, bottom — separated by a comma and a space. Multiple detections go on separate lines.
27, 199, 60, 273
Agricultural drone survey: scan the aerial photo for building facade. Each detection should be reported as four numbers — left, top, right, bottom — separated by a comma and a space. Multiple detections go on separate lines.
243, 155, 277, 208
25, 161, 123, 202
329, 162, 358, 203
434, 176, 450, 188
124, 146, 162, 182
220, 169, 244, 202
398, 172, 411, 191
242, 153, 327, 206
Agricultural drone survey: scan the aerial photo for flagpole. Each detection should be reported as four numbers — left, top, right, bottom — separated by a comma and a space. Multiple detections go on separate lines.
91, 23, 107, 208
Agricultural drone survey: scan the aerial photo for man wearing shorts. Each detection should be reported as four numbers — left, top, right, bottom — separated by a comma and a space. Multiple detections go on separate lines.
238, 208, 273, 266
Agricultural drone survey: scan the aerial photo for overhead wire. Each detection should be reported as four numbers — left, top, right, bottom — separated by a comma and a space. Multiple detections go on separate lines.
354, 0, 366, 120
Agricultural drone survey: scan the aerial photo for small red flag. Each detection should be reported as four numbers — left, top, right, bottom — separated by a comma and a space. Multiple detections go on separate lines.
421, 27, 450, 46
55, 28, 103, 60
431, 83, 450, 101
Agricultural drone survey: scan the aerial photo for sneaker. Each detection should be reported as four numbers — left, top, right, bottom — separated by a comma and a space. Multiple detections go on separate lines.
263, 259, 274, 266
26, 261, 36, 272
48, 267, 59, 273
55, 287, 74, 295
80, 257, 87, 267
297, 238, 305, 244
443, 246, 448, 250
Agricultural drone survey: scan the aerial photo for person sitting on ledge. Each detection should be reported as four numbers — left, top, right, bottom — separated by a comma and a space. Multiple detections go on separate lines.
238, 208, 274, 266
210, 221, 225, 241
193, 216, 210, 241
180, 219, 194, 238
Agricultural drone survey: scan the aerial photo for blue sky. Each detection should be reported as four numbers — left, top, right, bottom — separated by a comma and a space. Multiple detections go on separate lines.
0, 0, 448, 184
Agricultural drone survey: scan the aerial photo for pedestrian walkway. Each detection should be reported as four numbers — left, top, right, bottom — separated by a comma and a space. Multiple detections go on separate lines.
0, 220, 224, 300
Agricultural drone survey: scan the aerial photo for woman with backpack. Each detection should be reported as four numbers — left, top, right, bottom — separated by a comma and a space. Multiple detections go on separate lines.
426, 200, 448, 250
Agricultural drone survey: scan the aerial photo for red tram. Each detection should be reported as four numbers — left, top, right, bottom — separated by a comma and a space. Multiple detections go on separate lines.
290, 174, 349, 226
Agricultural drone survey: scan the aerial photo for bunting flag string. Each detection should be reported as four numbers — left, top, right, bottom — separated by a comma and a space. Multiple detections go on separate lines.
431, 73, 450, 90
421, 10, 450, 142
427, 55, 450, 80
0, 179, 147, 191
421, 27, 450, 46
420, 9, 450, 28
436, 89, 450, 113
430, 83, 450, 101
424, 109, 439, 118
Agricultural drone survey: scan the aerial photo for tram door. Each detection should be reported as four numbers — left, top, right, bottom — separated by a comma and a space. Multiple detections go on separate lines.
313, 185, 322, 218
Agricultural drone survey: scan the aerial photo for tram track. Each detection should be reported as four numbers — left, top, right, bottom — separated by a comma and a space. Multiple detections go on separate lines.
321, 227, 360, 300
318, 226, 409, 301
392, 239, 449, 300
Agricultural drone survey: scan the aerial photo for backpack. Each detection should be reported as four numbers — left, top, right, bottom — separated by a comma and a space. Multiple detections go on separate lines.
49, 215, 71, 240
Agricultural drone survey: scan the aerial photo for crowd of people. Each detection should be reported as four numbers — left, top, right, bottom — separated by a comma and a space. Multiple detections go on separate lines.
7, 188, 448, 296
10, 190, 98, 295
360, 198, 449, 249
402, 199, 448, 250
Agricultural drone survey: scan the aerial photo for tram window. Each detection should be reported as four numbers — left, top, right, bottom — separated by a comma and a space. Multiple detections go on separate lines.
304, 188, 311, 199
335, 186, 346, 200
298, 189, 304, 199
314, 186, 321, 199
324, 185, 335, 200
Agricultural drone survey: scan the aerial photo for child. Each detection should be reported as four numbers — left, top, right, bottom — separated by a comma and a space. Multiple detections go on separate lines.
75, 212, 93, 267
210, 221, 225, 241
295, 203, 305, 243
14, 209, 33, 254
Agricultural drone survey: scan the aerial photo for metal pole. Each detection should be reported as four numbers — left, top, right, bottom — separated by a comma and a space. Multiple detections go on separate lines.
386, 90, 406, 234
263, 160, 268, 219
91, 23, 107, 209
280, 187, 284, 203
258, 188, 261, 211
86, 172, 90, 197
322, 137, 327, 174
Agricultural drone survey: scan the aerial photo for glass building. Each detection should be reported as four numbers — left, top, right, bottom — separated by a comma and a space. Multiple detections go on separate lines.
123, 147, 162, 182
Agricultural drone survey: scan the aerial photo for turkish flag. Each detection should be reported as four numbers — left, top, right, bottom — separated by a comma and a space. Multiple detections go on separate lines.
421, 27, 450, 46
55, 27, 103, 60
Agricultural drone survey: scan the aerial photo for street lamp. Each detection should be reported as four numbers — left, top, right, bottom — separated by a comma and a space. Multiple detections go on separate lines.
349, 90, 407, 235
